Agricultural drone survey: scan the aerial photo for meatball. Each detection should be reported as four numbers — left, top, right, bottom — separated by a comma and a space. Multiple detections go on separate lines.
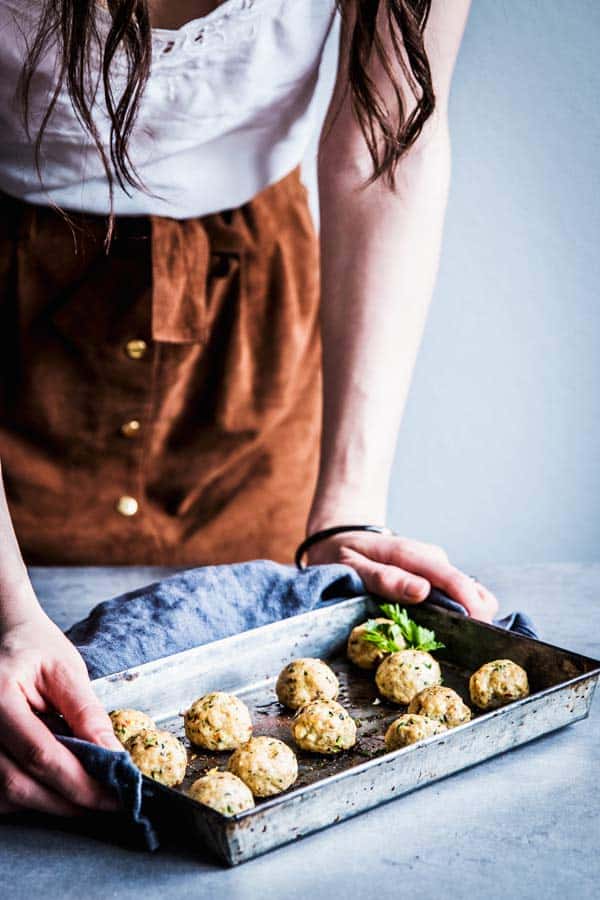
375, 649, 442, 704
384, 714, 446, 750
188, 769, 255, 816
275, 658, 339, 710
291, 699, 357, 755
109, 708, 155, 746
347, 618, 403, 670
469, 659, 529, 709
228, 736, 298, 797
408, 685, 472, 728
184, 692, 252, 750
126, 728, 187, 787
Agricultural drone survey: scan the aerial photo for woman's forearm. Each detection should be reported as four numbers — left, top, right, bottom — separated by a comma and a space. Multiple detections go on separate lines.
309, 127, 452, 532
0, 462, 41, 629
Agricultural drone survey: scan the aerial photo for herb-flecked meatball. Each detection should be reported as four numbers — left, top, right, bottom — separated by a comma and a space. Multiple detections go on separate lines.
347, 618, 402, 670
227, 736, 298, 797
408, 685, 471, 728
184, 692, 252, 750
469, 659, 529, 709
275, 658, 339, 710
384, 714, 446, 750
109, 708, 156, 746
375, 649, 442, 704
291, 699, 357, 754
188, 769, 255, 816
126, 728, 187, 786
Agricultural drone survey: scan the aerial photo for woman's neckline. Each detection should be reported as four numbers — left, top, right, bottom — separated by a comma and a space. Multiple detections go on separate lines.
95, 0, 254, 38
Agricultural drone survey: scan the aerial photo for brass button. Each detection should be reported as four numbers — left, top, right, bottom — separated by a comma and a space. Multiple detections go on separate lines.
125, 339, 148, 360
120, 419, 141, 439
116, 495, 138, 517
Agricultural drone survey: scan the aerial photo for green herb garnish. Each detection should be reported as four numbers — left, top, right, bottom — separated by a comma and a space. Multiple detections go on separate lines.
363, 604, 445, 653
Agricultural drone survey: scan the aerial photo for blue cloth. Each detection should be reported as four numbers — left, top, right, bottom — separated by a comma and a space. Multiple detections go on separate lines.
67, 562, 364, 678
57, 735, 160, 851
60, 560, 537, 851
67, 561, 538, 678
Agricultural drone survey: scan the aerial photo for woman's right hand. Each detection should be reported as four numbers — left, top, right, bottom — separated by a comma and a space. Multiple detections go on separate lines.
0, 607, 122, 816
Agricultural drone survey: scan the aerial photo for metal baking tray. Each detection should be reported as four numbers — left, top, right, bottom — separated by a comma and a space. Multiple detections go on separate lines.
92, 596, 600, 866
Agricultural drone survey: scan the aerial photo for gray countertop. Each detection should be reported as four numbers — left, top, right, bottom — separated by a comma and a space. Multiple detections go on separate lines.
1, 563, 599, 899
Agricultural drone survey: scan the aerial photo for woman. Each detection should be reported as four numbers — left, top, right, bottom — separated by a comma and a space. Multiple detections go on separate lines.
0, 0, 497, 816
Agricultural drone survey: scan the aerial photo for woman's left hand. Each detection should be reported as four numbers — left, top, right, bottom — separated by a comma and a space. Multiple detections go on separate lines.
305, 532, 498, 622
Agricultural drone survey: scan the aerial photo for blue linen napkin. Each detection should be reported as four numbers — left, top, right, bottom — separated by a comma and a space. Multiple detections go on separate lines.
67, 561, 537, 678
59, 560, 537, 851
57, 734, 160, 850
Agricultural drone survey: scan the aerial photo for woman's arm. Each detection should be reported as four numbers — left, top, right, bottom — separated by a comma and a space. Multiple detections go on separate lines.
309, 0, 497, 620
0, 463, 121, 815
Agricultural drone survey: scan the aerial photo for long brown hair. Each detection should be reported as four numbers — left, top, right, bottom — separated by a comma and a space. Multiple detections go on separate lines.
20, 1, 434, 240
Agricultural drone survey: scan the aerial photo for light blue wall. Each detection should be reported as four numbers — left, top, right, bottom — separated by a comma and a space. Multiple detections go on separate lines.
307, 0, 600, 567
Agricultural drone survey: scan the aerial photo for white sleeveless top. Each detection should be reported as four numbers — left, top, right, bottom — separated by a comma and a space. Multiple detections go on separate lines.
0, 0, 339, 217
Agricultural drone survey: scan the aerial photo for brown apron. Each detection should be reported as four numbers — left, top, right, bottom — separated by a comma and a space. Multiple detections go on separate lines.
0, 168, 322, 565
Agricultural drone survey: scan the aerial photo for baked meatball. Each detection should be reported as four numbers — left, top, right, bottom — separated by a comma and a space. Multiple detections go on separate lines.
184, 692, 252, 750
126, 728, 187, 786
276, 658, 339, 710
188, 770, 255, 816
375, 649, 442, 704
469, 659, 529, 710
228, 736, 298, 797
291, 699, 357, 755
384, 714, 446, 750
408, 685, 472, 728
347, 618, 403, 670
109, 708, 156, 746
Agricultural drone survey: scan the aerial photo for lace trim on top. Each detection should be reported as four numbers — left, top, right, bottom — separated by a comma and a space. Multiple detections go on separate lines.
96, 0, 265, 61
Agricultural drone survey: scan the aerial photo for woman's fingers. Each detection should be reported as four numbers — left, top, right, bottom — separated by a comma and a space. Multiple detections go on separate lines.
339, 547, 431, 603
42, 663, 123, 752
0, 746, 83, 817
474, 581, 499, 620
427, 565, 495, 621
392, 536, 450, 565
307, 531, 498, 621
343, 534, 498, 621
0, 685, 118, 811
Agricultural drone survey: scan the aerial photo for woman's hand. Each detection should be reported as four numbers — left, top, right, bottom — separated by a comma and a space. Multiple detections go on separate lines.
306, 531, 498, 622
0, 608, 122, 816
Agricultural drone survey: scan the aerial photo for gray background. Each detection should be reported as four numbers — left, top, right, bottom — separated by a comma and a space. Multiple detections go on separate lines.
305, 0, 599, 568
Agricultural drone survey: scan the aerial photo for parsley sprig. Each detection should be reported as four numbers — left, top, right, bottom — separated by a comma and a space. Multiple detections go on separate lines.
363, 603, 445, 653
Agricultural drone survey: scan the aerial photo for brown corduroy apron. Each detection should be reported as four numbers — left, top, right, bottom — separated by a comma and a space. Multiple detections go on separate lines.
0, 168, 322, 565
